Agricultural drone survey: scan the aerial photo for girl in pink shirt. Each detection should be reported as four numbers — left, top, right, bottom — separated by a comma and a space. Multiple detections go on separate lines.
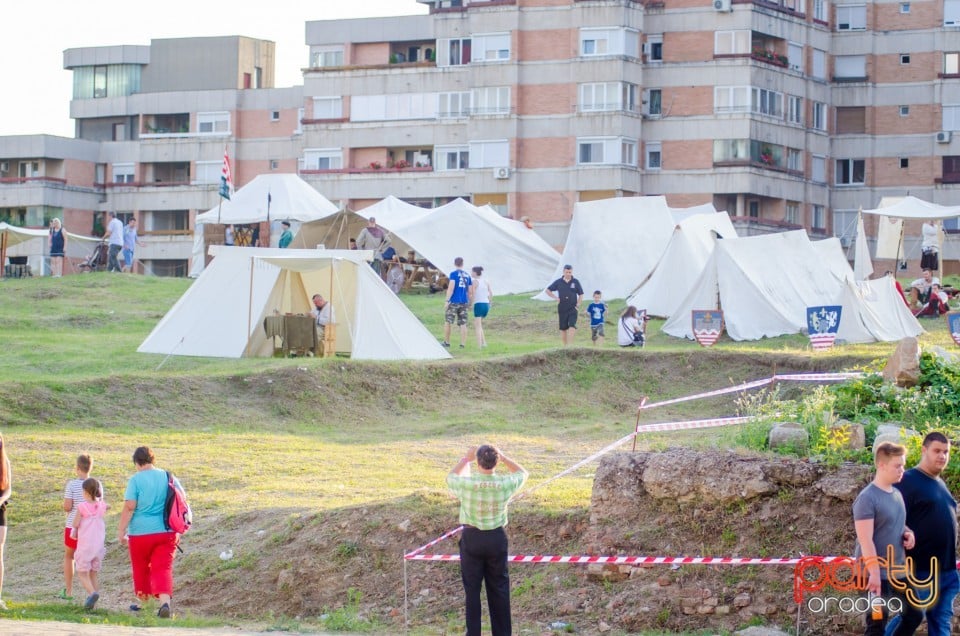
71, 478, 107, 610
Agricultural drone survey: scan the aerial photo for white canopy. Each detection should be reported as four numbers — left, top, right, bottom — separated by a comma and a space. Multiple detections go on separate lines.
662, 231, 922, 342
626, 211, 737, 317
140, 247, 450, 360
535, 197, 682, 300
189, 174, 340, 277
1, 222, 103, 275
292, 196, 560, 294
860, 195, 960, 219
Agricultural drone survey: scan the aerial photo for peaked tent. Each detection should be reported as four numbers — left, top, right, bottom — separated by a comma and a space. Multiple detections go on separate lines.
293, 196, 560, 294
535, 197, 680, 300
140, 247, 450, 360
662, 230, 922, 342
189, 174, 340, 277
626, 211, 737, 317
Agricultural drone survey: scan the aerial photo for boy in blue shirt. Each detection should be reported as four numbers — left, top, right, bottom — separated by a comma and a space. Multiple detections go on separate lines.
586, 290, 608, 346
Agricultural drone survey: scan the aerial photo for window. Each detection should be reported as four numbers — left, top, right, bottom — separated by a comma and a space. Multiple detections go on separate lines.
752, 88, 783, 118
440, 38, 472, 66
943, 105, 960, 131
93, 66, 107, 98
312, 47, 344, 68
900, 2, 910, 12
836, 158, 865, 185
270, 160, 279, 170
472, 87, 510, 115
112, 123, 126, 141
194, 161, 220, 184
900, 157, 909, 169
812, 102, 828, 131
900, 54, 911, 65
270, 111, 280, 122
303, 148, 342, 171
714, 86, 751, 113
715, 31, 750, 55
95, 163, 106, 184
813, 0, 827, 20
835, 55, 866, 79
439, 92, 471, 118
900, 105, 910, 116
833, 209, 856, 239
836, 5, 866, 30
646, 142, 662, 170
812, 49, 827, 80
812, 155, 827, 182
812, 205, 826, 230
351, 94, 438, 122
788, 42, 804, 72
580, 83, 638, 112
836, 106, 866, 133
197, 111, 230, 134
436, 145, 469, 171
946, 52, 960, 75
112, 163, 135, 184
713, 139, 750, 162
786, 202, 801, 225
748, 201, 760, 218
787, 95, 803, 124
646, 88, 661, 116
946, 0, 960, 25
468, 140, 509, 168
942, 156, 960, 183
471, 33, 510, 62
787, 148, 803, 172
580, 28, 639, 58
313, 97, 343, 119
577, 137, 635, 165
645, 34, 662, 62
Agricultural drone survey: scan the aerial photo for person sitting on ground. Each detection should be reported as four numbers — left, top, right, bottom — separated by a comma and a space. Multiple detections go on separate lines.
617, 306, 644, 347
909, 268, 940, 309
914, 283, 950, 318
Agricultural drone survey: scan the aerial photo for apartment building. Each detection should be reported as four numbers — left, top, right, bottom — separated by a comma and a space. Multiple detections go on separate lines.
2, 0, 959, 276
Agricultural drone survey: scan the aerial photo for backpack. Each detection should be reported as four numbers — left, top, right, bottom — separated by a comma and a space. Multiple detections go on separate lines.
164, 471, 192, 535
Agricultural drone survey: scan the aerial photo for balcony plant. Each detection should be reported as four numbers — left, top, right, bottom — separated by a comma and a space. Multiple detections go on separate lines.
368, 161, 383, 170
393, 159, 411, 169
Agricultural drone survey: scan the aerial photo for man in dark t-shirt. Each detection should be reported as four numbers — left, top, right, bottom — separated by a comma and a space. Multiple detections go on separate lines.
888, 432, 958, 636
545, 264, 584, 346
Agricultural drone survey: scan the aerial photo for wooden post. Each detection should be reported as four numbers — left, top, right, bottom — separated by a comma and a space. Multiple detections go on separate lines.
0, 230, 7, 279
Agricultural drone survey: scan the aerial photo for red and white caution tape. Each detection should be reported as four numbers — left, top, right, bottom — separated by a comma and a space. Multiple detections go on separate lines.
635, 415, 754, 433
406, 553, 838, 565
405, 525, 464, 559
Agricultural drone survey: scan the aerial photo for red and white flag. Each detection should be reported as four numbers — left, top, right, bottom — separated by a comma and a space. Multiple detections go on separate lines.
219, 148, 233, 200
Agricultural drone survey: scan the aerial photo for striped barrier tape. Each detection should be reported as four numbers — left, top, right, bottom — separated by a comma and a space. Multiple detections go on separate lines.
407, 553, 839, 564
404, 525, 463, 559
635, 415, 754, 433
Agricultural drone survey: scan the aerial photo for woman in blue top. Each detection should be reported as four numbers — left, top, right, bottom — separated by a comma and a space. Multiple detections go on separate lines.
116, 446, 183, 619
49, 218, 66, 278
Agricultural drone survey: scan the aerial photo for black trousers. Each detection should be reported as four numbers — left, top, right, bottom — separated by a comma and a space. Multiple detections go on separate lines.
459, 526, 511, 636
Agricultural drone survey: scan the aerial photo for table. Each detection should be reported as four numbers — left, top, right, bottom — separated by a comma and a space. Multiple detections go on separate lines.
263, 314, 319, 357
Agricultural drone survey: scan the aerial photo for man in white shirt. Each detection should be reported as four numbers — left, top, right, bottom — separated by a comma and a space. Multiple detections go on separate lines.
102, 211, 125, 272
909, 268, 940, 308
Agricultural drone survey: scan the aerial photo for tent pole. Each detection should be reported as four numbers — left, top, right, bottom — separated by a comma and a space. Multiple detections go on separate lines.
894, 220, 905, 272
245, 258, 255, 358
0, 230, 7, 279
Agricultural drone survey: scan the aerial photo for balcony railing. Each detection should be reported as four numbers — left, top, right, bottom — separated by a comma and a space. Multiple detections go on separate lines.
0, 176, 68, 185
301, 166, 435, 175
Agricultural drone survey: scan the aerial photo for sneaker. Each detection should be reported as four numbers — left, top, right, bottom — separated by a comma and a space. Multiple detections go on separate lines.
157, 603, 171, 618
441, 341, 450, 347
459, 344, 465, 348
129, 603, 142, 612
84, 592, 100, 610
55, 588, 73, 600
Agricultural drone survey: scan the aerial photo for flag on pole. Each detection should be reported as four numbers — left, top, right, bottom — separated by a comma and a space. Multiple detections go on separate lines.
219, 149, 233, 200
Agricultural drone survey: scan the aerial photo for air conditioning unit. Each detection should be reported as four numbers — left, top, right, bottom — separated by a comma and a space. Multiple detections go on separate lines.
0, 162, 7, 173
713, 0, 733, 12
936, 130, 952, 143
493, 167, 510, 179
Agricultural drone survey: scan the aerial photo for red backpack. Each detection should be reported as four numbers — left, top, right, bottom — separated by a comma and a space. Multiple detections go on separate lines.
164, 471, 192, 535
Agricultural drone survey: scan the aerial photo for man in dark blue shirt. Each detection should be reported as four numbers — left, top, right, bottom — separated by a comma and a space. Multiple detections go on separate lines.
545, 264, 584, 346
443, 257, 473, 348
888, 432, 958, 636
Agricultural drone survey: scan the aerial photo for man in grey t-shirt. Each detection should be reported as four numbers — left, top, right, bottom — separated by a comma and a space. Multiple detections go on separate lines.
853, 441, 914, 635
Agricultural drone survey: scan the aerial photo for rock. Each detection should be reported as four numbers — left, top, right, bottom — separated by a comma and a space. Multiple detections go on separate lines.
928, 345, 960, 364
831, 421, 865, 449
816, 463, 872, 501
762, 459, 821, 486
733, 592, 752, 608
873, 424, 921, 455
882, 337, 921, 387
716, 604, 731, 615
642, 449, 777, 504
397, 519, 411, 532
597, 620, 611, 632
768, 422, 809, 451
735, 627, 793, 636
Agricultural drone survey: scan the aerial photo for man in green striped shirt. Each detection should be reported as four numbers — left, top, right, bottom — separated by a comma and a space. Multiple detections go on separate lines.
447, 445, 527, 636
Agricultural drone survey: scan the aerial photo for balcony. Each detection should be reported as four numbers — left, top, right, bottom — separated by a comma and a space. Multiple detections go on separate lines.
751, 49, 789, 68
141, 114, 190, 137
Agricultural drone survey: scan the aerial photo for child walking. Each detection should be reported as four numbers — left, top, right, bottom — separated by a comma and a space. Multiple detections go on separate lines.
586, 290, 608, 346
61, 454, 93, 600
71, 478, 107, 610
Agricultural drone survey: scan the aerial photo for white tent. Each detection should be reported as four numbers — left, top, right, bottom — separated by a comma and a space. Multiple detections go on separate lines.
536, 197, 681, 300
626, 212, 737, 317
861, 195, 960, 219
189, 174, 340, 277
292, 196, 559, 294
662, 231, 922, 342
140, 247, 450, 360
1, 222, 103, 275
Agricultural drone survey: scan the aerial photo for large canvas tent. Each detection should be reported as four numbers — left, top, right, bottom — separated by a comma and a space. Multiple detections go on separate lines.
140, 247, 450, 360
662, 231, 922, 343
189, 174, 339, 277
292, 196, 560, 294
625, 212, 737, 317
536, 197, 712, 300
1, 222, 102, 275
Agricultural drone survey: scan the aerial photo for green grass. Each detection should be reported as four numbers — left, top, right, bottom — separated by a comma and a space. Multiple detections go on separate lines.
0, 272, 953, 632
